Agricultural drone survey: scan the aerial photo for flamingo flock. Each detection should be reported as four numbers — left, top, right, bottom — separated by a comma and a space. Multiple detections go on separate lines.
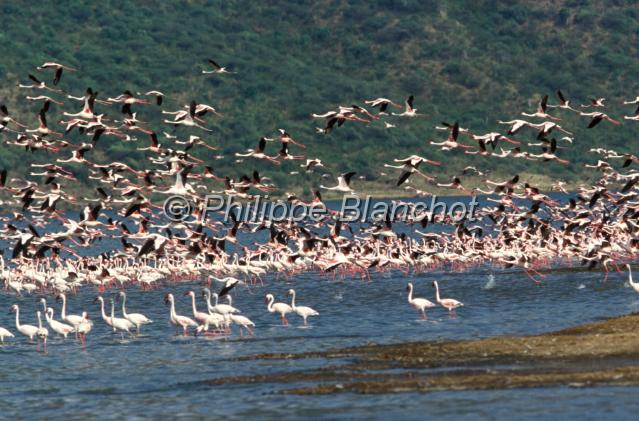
0, 58, 636, 353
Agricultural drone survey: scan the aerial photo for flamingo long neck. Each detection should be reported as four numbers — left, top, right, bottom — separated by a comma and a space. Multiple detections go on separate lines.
434, 283, 441, 302
267, 296, 274, 312
37, 312, 43, 329
290, 291, 297, 309
629, 266, 636, 286
190, 294, 198, 316
99, 300, 108, 322
169, 299, 177, 321
407, 285, 414, 304
204, 291, 213, 312
121, 294, 128, 317
45, 310, 53, 323
14, 308, 21, 329
61, 295, 67, 319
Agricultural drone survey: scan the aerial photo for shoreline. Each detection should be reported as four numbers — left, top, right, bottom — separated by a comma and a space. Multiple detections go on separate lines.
202, 313, 639, 395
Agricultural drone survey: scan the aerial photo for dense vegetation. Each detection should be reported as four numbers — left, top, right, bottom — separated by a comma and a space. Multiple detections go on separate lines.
1, 0, 638, 196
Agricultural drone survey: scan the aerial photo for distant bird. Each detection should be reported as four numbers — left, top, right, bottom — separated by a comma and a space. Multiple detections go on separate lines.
521, 95, 560, 121
36, 62, 77, 85
364, 97, 402, 114
138, 90, 165, 106
581, 97, 606, 108
392, 95, 419, 117
579, 111, 620, 128
202, 59, 236, 74
320, 172, 356, 193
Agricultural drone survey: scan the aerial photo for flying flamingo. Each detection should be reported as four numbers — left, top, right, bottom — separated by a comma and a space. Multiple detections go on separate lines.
36, 62, 77, 85
202, 59, 236, 74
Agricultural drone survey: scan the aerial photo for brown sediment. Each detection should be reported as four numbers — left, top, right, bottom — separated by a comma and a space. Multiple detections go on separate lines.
213, 313, 639, 394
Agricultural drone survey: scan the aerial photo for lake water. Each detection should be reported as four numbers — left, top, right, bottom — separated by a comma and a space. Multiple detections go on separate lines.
2, 194, 638, 419
1, 264, 638, 420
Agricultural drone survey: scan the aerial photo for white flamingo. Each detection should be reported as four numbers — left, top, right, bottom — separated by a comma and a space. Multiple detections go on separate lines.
94, 296, 113, 327
57, 293, 84, 328
627, 265, 639, 293
185, 291, 224, 335
118, 291, 152, 334
0, 326, 13, 343
210, 292, 240, 315
76, 312, 93, 348
433, 281, 464, 313
164, 293, 197, 336
44, 307, 75, 339
9, 304, 38, 341
36, 311, 49, 350
287, 289, 319, 326
406, 282, 436, 320
265, 293, 292, 325
109, 299, 135, 337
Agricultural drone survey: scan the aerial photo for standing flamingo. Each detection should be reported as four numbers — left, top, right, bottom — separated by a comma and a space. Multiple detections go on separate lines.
164, 293, 197, 336
406, 282, 436, 320
265, 294, 292, 325
433, 281, 464, 313
9, 304, 38, 342
287, 289, 319, 326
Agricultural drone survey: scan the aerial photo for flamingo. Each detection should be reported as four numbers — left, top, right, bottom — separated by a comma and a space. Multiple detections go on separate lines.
185, 290, 222, 327
109, 299, 135, 338
432, 281, 464, 313
392, 95, 419, 117
118, 291, 152, 334
36, 62, 77, 85
36, 311, 49, 350
406, 282, 436, 320
164, 293, 197, 336
265, 293, 292, 325
44, 306, 75, 339
202, 59, 236, 74
320, 172, 356, 193
228, 313, 255, 336
76, 312, 93, 348
287, 289, 319, 326
9, 304, 38, 342
94, 296, 113, 327
0, 326, 13, 343
627, 265, 639, 293
57, 293, 84, 328
210, 291, 240, 315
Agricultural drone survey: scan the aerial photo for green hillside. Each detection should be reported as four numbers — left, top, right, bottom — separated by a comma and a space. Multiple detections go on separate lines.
1, 0, 638, 196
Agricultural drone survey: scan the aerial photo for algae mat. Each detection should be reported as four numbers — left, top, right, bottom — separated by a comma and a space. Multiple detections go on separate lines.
202, 313, 639, 394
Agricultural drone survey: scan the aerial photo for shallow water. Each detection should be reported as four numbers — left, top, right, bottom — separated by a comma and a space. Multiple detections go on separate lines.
0, 264, 638, 419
